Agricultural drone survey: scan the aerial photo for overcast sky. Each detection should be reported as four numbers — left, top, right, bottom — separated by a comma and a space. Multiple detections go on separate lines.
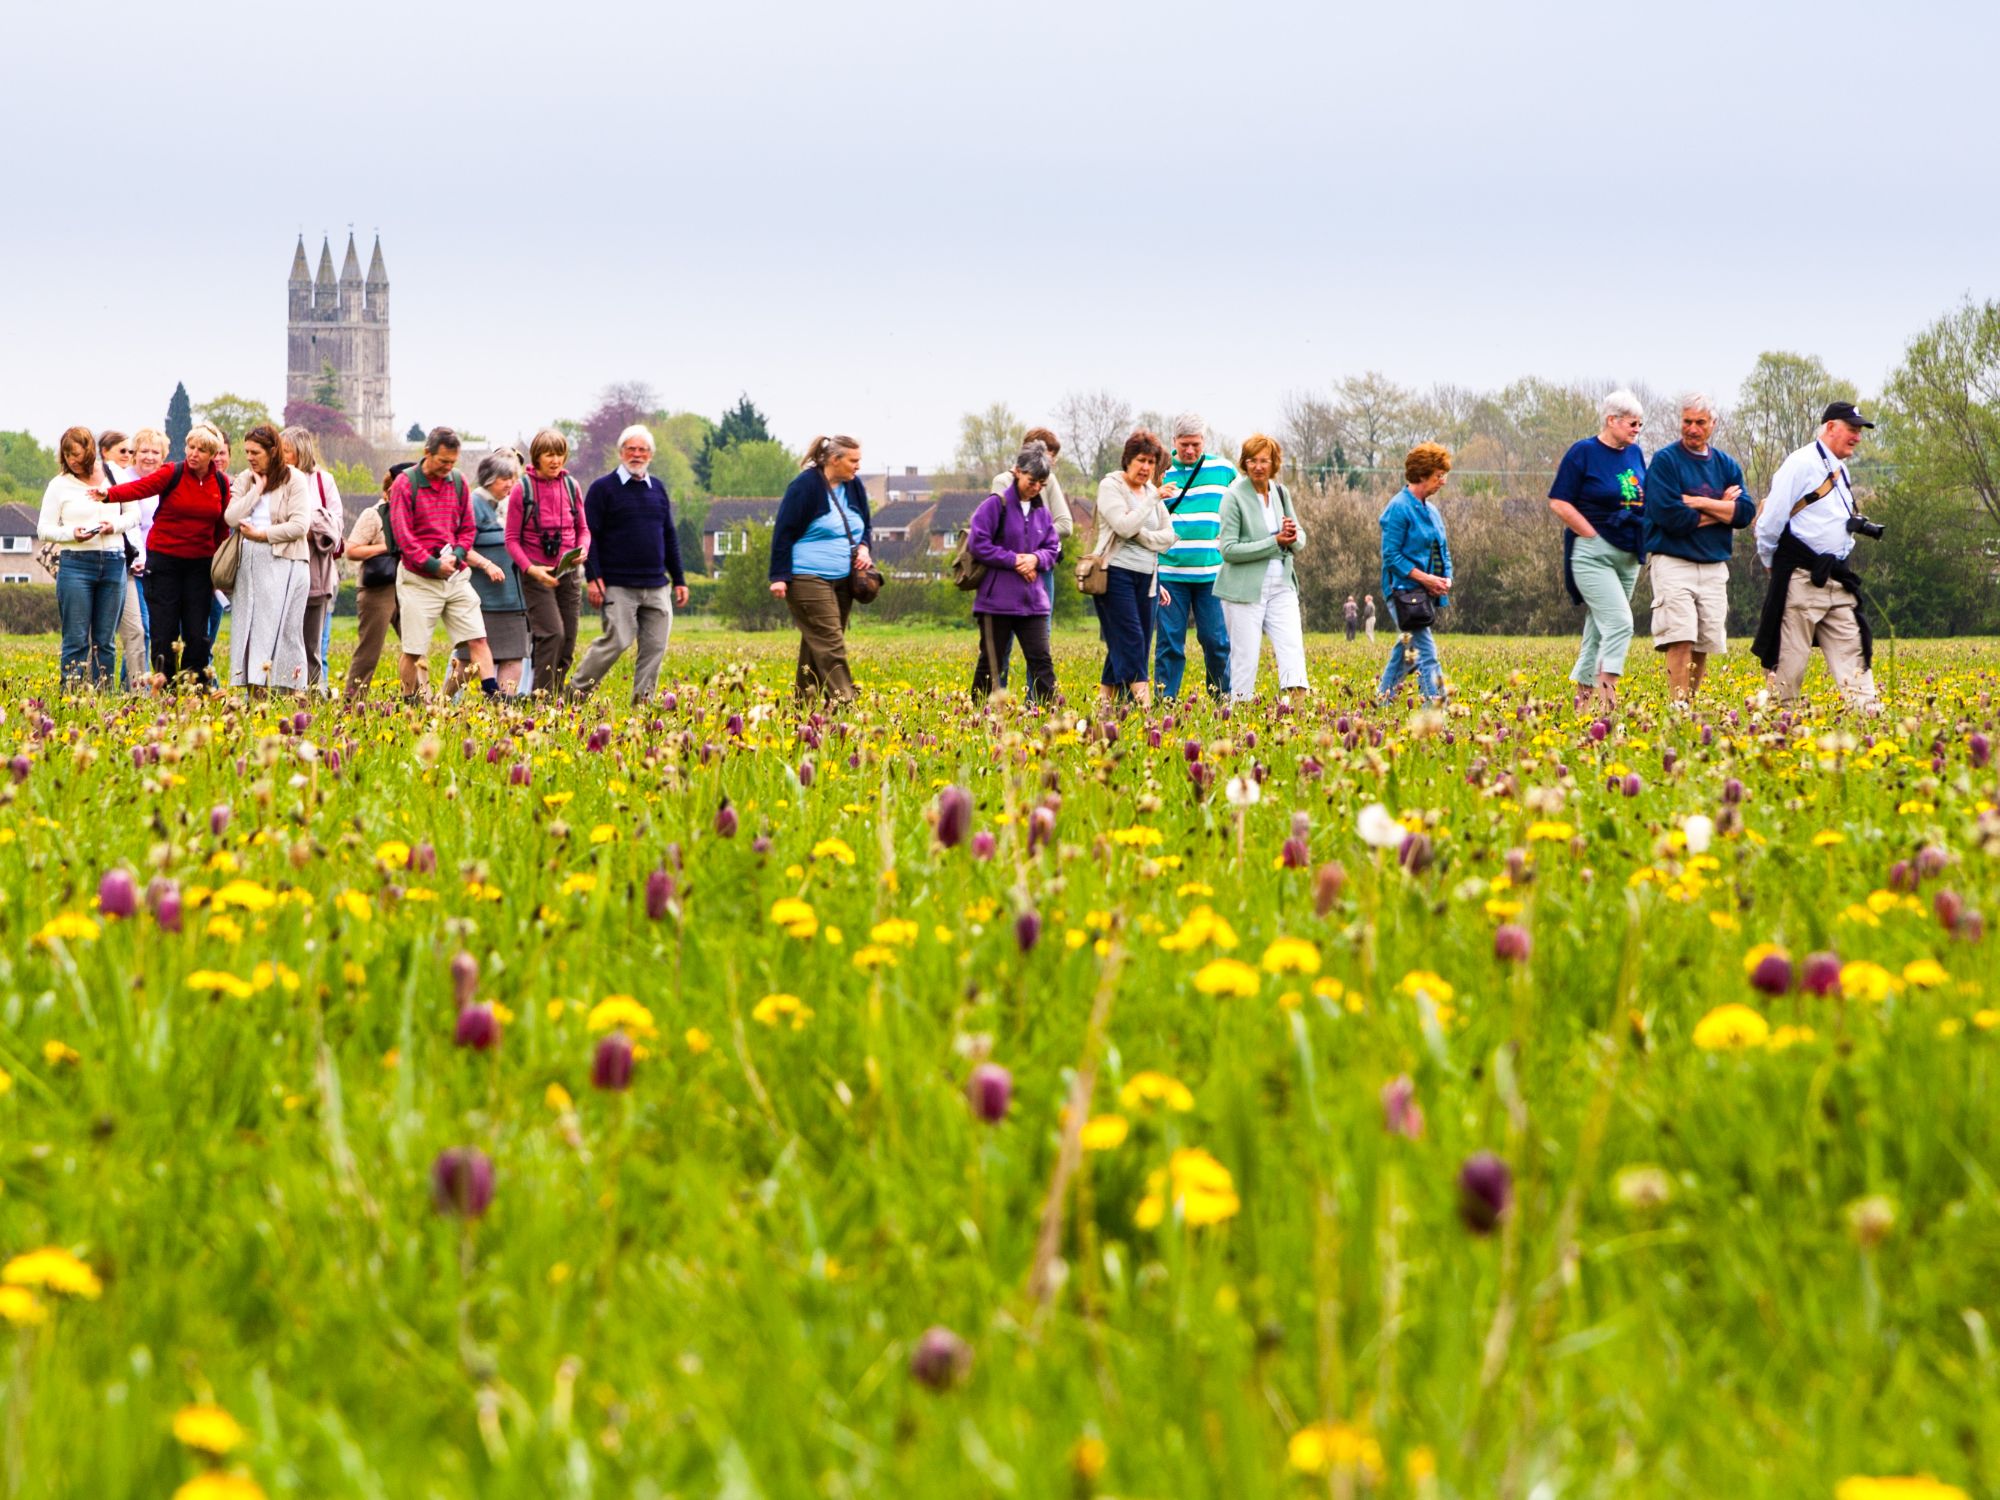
6, 0, 1992, 470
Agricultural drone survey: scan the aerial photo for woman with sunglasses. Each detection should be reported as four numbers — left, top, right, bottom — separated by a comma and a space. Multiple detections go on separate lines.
1550, 389, 1649, 715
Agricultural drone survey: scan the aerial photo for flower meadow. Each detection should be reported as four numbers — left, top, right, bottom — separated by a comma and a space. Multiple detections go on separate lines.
1, 630, 1997, 1499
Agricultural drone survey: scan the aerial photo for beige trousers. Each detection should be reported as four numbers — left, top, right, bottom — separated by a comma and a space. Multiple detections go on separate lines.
1772, 573, 1879, 710
117, 574, 146, 689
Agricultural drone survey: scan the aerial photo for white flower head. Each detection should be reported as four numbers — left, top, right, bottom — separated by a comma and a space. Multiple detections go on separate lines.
1225, 775, 1261, 808
1682, 814, 1714, 855
1356, 802, 1404, 849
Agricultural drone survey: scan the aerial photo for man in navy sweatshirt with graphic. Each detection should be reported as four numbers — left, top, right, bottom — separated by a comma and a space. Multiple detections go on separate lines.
1642, 396, 1755, 704
568, 424, 687, 704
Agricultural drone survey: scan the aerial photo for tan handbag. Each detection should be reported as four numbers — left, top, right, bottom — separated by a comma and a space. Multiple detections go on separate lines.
1074, 510, 1116, 596
209, 530, 243, 593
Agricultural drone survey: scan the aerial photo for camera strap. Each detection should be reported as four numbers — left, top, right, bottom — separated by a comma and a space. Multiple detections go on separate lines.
1789, 442, 1852, 520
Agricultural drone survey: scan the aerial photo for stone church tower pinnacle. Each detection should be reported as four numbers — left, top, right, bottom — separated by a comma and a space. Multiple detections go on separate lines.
287, 230, 393, 445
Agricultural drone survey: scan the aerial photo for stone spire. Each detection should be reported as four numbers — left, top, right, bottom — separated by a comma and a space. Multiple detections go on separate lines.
314, 237, 336, 289
289, 235, 310, 284
340, 231, 363, 283
365, 235, 387, 284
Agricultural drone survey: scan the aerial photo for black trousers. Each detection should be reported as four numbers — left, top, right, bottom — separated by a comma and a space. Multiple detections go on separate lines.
972, 611, 1056, 702
145, 551, 216, 683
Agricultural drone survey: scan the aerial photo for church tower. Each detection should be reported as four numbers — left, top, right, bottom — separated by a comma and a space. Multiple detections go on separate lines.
286, 231, 394, 445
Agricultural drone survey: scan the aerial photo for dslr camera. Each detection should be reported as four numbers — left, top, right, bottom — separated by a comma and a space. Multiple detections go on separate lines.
1845, 514, 1885, 542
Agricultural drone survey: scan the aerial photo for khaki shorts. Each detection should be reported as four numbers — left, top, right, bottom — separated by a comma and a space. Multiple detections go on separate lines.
1649, 553, 1729, 655
396, 567, 486, 653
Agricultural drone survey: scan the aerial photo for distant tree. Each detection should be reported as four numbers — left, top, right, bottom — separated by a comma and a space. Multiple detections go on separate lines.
695, 394, 772, 487
328, 459, 381, 498
1734, 352, 1858, 492
310, 358, 344, 410
281, 400, 358, 441
1054, 389, 1134, 483
650, 411, 716, 472
708, 439, 799, 497
0, 430, 58, 501
952, 401, 1021, 482
1880, 298, 2000, 529
194, 393, 275, 445
165, 382, 193, 461
579, 381, 660, 477
1279, 391, 1342, 485
711, 523, 788, 629
406, 422, 425, 443
1331, 372, 1421, 474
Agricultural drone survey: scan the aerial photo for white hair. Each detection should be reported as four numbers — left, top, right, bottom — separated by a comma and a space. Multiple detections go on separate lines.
1171, 412, 1206, 440
1600, 389, 1643, 424
1677, 391, 1717, 419
616, 424, 656, 453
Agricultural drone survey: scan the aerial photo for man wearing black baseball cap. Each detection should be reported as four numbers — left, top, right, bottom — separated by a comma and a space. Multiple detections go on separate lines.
1750, 402, 1881, 710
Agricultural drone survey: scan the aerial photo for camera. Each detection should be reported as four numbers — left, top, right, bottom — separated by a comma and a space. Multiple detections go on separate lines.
1845, 515, 1885, 541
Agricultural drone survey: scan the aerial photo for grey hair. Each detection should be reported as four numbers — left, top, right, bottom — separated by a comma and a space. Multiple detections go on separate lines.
476, 452, 520, 492
1171, 411, 1206, 440
1012, 444, 1052, 482
424, 425, 462, 456
1677, 391, 1718, 419
1600, 389, 1643, 424
278, 425, 321, 473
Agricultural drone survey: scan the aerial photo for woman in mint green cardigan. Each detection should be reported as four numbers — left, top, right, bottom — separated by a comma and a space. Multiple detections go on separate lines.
1215, 434, 1308, 701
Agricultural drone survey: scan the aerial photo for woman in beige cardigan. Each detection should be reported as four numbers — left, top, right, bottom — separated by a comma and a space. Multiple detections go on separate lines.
223, 424, 313, 694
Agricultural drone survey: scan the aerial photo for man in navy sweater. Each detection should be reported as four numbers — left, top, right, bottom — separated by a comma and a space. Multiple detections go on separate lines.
568, 425, 688, 704
1642, 394, 1755, 704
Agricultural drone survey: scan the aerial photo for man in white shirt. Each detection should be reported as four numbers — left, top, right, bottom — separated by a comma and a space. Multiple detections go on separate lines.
1750, 402, 1881, 710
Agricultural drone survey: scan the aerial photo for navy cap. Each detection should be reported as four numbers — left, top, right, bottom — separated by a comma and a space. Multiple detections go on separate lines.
1822, 401, 1875, 429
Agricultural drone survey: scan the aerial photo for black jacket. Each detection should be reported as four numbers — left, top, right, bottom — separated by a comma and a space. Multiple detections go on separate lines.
1752, 526, 1873, 672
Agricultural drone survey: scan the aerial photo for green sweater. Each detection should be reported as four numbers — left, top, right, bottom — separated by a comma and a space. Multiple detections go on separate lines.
1214, 477, 1305, 604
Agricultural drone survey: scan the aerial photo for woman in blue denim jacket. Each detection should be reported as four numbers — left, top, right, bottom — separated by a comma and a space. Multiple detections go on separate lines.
1377, 443, 1455, 703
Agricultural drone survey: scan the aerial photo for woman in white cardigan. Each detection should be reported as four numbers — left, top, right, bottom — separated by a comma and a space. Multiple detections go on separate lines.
38, 425, 136, 688
223, 423, 313, 694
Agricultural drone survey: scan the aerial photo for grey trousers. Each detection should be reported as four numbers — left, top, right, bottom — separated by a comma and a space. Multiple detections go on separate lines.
569, 584, 672, 703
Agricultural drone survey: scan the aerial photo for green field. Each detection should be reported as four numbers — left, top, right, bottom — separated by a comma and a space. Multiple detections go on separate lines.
0, 629, 1993, 1500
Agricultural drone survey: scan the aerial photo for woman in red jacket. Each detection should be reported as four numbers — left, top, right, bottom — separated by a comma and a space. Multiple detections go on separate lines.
99, 421, 230, 686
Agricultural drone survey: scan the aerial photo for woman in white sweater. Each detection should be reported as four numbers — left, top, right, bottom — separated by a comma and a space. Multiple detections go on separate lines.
1090, 429, 1178, 708
38, 426, 136, 688
223, 423, 313, 695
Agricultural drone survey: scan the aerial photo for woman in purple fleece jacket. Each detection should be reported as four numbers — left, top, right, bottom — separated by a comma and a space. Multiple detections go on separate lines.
969, 445, 1063, 702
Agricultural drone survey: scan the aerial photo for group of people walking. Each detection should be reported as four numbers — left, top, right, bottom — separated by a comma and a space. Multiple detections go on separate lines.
38, 393, 1886, 715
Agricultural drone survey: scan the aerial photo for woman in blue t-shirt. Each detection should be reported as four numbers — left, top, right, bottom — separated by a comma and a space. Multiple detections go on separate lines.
1549, 390, 1647, 715
768, 434, 872, 702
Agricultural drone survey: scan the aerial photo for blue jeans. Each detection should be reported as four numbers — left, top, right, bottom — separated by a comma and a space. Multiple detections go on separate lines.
56, 550, 126, 688
1154, 575, 1230, 699
1094, 565, 1155, 691
1378, 626, 1443, 701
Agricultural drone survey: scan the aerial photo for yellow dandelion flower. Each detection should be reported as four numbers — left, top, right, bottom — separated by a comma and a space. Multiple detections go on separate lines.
1767, 1024, 1817, 1051
1120, 1072, 1195, 1113
1525, 821, 1574, 842
1176, 880, 1214, 898
588, 824, 620, 845
335, 889, 372, 922
341, 961, 367, 987
1167, 1147, 1240, 1227
172, 1475, 268, 1500
1158, 904, 1240, 953
33, 912, 101, 946
2, 1246, 103, 1299
1902, 958, 1950, 989
206, 849, 239, 873
811, 836, 857, 866
684, 1027, 713, 1055
768, 897, 818, 939
544, 1083, 574, 1113
1973, 1009, 2000, 1030
752, 992, 814, 1030
1692, 1003, 1770, 1051
1193, 957, 1260, 997
1287, 1421, 1385, 1480
542, 791, 574, 809
187, 971, 256, 1001
1396, 969, 1455, 1003
1840, 961, 1901, 1003
0, 1286, 47, 1326
249, 962, 300, 994
1812, 829, 1846, 847
0, 1065, 10, 1096
204, 914, 244, 944
868, 918, 920, 947
172, 1404, 247, 1455
210, 879, 276, 912
1835, 1480, 1970, 1500
42, 1040, 79, 1067
373, 840, 412, 869
1070, 1436, 1108, 1481
1259, 936, 1321, 975
586, 996, 657, 1037
1109, 826, 1164, 847
1080, 1114, 1129, 1151
850, 944, 898, 970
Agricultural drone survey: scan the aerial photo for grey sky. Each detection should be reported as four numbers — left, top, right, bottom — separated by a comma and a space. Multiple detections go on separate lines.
6, 0, 1993, 470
